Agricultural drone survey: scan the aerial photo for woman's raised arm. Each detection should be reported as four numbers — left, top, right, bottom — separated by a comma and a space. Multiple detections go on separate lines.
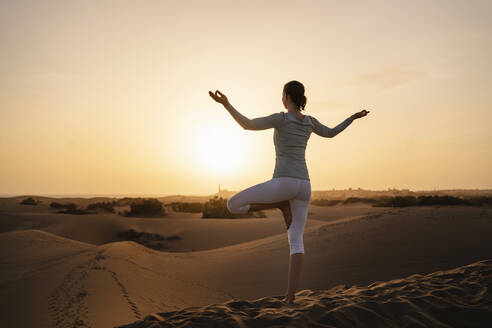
224, 103, 283, 130
209, 89, 283, 130
310, 115, 355, 138
310, 109, 369, 138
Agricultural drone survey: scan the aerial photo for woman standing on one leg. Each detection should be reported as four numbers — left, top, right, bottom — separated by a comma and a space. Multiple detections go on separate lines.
209, 80, 369, 305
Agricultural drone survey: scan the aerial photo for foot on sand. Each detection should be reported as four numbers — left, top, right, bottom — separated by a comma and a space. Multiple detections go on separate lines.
283, 292, 295, 305
278, 200, 292, 230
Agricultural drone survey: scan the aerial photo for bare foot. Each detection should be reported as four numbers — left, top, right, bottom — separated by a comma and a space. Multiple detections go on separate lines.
278, 200, 292, 230
283, 292, 295, 305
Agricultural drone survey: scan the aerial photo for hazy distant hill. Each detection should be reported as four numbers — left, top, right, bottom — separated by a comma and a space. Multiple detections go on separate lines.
2, 188, 491, 205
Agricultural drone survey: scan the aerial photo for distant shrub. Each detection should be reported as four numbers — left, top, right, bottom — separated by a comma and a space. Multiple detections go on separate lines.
202, 196, 266, 219
115, 197, 136, 206
372, 195, 481, 207
378, 196, 418, 207
312, 197, 380, 206
20, 197, 38, 205
116, 228, 181, 250
57, 208, 93, 215
121, 198, 166, 217
50, 202, 94, 214
202, 196, 232, 218
371, 196, 392, 207
311, 195, 489, 207
343, 197, 376, 204
168, 201, 203, 213
87, 201, 116, 213
50, 202, 64, 209
51, 202, 77, 210
57, 205, 93, 215
118, 210, 130, 216
311, 199, 343, 206
471, 196, 492, 205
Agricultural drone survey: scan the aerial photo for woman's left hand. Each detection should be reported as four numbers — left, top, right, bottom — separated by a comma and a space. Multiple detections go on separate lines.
209, 90, 230, 106
352, 109, 370, 120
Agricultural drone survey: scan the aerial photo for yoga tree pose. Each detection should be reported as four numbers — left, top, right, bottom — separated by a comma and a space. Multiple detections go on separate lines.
209, 80, 369, 305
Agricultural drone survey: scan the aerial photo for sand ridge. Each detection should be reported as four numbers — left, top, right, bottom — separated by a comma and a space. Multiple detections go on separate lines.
115, 259, 492, 328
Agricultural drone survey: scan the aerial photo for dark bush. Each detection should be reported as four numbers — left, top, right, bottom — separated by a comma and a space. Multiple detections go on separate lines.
87, 201, 116, 213
343, 197, 376, 204
312, 198, 379, 206
311, 195, 489, 208
468, 196, 492, 205
168, 201, 203, 213
118, 209, 130, 216
20, 197, 37, 205
51, 202, 94, 214
115, 197, 136, 206
51, 202, 78, 210
57, 208, 93, 215
372, 196, 393, 207
372, 195, 480, 207
311, 199, 343, 206
202, 196, 233, 218
122, 198, 166, 217
202, 196, 266, 219
390, 196, 418, 207
50, 202, 64, 209
116, 228, 181, 250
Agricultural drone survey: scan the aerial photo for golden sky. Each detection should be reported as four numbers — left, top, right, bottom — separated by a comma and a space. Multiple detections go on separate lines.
1, 0, 491, 196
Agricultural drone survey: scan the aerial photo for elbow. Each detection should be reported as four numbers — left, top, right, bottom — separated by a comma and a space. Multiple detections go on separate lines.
242, 120, 253, 130
236, 120, 248, 130
327, 130, 342, 138
245, 126, 260, 131
321, 128, 336, 138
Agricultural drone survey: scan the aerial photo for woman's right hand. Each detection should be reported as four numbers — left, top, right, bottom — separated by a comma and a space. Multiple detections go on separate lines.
208, 90, 230, 106
352, 109, 370, 120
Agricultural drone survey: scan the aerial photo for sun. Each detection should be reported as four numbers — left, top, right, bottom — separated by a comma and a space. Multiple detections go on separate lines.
192, 124, 245, 176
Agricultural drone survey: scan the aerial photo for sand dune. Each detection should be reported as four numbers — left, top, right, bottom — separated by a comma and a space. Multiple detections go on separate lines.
0, 196, 384, 252
1, 201, 491, 327
115, 259, 492, 328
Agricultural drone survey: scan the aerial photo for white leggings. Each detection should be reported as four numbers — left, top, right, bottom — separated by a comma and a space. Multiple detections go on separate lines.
226, 177, 312, 255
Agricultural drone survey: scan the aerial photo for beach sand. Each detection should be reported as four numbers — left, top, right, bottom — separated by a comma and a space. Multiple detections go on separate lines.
1, 196, 491, 327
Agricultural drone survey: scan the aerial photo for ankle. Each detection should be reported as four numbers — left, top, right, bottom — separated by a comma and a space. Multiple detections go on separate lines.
285, 291, 295, 297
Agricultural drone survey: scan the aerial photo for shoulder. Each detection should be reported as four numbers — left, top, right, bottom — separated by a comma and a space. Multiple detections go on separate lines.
306, 114, 317, 124
268, 111, 285, 121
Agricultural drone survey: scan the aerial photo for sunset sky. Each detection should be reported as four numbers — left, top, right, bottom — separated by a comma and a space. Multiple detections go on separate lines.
1, 0, 491, 196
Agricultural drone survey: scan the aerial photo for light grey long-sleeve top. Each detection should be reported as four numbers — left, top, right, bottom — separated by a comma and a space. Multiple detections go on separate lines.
224, 103, 355, 181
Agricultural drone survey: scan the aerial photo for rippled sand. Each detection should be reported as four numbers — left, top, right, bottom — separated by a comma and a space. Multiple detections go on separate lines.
116, 259, 492, 328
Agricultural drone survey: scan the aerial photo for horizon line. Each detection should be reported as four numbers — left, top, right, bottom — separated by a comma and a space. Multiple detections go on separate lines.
2, 187, 492, 199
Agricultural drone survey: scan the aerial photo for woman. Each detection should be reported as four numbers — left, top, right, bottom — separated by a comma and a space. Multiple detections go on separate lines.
208, 80, 369, 305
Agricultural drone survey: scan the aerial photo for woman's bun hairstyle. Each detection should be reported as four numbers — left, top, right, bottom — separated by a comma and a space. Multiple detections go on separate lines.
284, 80, 307, 111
